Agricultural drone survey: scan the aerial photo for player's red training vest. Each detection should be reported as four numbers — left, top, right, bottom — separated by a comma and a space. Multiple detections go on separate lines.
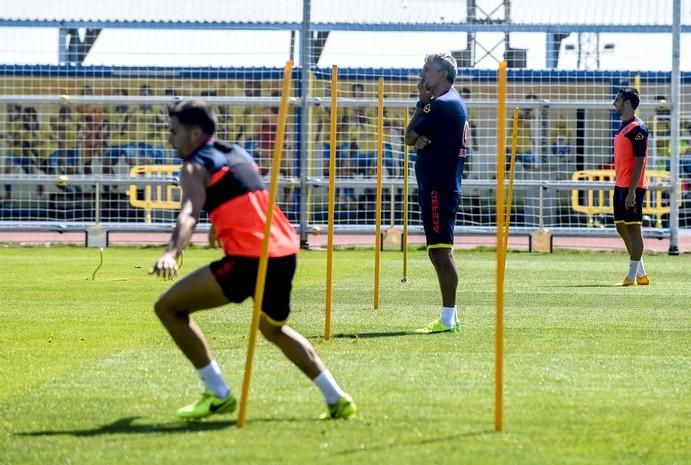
187, 140, 299, 258
614, 119, 648, 189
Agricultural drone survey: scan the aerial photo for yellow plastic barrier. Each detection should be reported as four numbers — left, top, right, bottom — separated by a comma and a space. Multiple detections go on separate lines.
128, 165, 181, 223
571, 169, 673, 228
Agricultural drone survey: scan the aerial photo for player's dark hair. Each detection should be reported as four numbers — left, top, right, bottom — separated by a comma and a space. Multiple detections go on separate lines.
618, 87, 640, 110
169, 100, 216, 135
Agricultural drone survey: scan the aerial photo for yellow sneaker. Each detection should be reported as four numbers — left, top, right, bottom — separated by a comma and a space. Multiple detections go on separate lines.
615, 277, 637, 287
636, 275, 650, 285
176, 391, 237, 420
415, 318, 460, 334
321, 394, 357, 420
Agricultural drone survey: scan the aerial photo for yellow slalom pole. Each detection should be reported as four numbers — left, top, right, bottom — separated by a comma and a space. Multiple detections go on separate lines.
504, 108, 519, 257
402, 110, 409, 283
325, 65, 338, 341
237, 59, 293, 429
373, 78, 384, 310
495, 60, 508, 433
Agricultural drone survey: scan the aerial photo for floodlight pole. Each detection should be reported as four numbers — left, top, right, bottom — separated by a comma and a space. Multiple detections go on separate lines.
298, 0, 312, 249
668, 0, 680, 255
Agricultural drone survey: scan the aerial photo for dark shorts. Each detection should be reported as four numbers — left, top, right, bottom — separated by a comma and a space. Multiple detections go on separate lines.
209, 254, 296, 324
418, 190, 460, 247
613, 186, 646, 224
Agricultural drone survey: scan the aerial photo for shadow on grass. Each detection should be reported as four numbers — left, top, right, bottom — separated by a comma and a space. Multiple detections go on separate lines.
541, 284, 617, 288
15, 415, 320, 437
332, 430, 496, 457
332, 331, 421, 339
14, 416, 233, 436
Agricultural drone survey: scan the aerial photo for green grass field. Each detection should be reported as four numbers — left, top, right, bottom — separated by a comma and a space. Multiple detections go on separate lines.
0, 245, 689, 465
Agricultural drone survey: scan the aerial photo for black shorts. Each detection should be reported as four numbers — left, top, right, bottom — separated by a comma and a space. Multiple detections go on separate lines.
613, 186, 646, 224
418, 190, 460, 248
209, 254, 296, 324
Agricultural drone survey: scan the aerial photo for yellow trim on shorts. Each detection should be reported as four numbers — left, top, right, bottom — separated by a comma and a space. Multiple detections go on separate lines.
261, 312, 287, 326
427, 243, 454, 250
624, 221, 642, 225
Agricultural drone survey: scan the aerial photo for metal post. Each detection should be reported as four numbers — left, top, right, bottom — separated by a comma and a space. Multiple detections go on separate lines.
546, 34, 561, 68
539, 184, 544, 229
95, 182, 101, 224
298, 0, 312, 249
467, 0, 476, 67
668, 0, 680, 255
389, 181, 395, 226
58, 29, 68, 65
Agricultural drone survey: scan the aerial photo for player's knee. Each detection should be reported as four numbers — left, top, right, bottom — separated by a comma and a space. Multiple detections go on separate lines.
153, 299, 167, 320
153, 296, 177, 320
259, 318, 282, 342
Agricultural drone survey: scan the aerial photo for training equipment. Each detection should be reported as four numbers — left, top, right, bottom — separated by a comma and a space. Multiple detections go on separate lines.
237, 60, 294, 429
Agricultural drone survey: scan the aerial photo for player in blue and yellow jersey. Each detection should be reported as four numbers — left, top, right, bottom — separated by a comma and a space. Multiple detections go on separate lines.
405, 52, 469, 333
150, 100, 356, 421
612, 87, 650, 286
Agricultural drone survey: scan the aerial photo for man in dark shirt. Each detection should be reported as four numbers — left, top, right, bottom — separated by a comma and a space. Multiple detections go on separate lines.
405, 52, 469, 333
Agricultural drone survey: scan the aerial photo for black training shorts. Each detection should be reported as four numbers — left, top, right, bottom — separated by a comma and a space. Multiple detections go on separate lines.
418, 189, 460, 248
613, 186, 646, 224
210, 254, 296, 324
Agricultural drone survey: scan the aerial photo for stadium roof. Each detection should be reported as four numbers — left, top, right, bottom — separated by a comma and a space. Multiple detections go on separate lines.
0, 0, 689, 31
1, 1, 688, 70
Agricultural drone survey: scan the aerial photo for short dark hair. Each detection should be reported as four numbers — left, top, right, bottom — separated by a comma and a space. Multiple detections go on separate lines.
169, 100, 216, 135
618, 87, 640, 110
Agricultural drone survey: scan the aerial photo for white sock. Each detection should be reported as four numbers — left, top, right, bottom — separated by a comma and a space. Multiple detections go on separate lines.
313, 370, 346, 405
637, 260, 647, 277
440, 306, 457, 327
197, 360, 230, 399
627, 260, 640, 280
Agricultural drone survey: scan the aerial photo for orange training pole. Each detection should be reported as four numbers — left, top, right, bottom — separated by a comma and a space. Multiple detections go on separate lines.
325, 65, 338, 340
237, 59, 293, 428
373, 78, 384, 309
495, 60, 508, 433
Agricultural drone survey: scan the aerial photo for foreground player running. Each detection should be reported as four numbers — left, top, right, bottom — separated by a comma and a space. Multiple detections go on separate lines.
150, 100, 356, 420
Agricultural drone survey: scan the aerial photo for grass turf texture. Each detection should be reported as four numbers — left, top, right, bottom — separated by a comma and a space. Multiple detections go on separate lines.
0, 245, 688, 465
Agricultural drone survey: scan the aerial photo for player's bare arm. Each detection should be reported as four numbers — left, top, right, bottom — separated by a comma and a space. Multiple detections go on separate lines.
151, 162, 208, 279
626, 156, 645, 209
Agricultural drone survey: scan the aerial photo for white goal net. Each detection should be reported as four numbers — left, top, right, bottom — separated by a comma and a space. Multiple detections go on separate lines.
0, 0, 689, 244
